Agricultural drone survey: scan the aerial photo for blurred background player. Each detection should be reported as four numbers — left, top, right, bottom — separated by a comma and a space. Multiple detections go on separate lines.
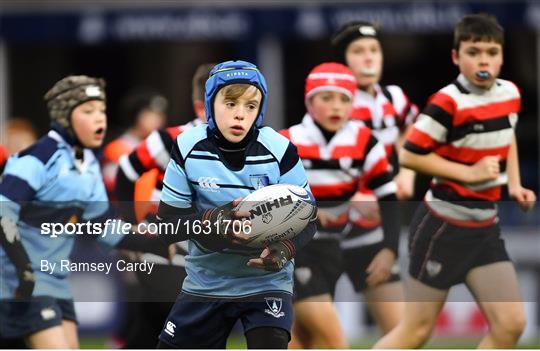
102, 88, 168, 196
375, 14, 536, 348
99, 88, 168, 348
281, 62, 400, 348
0, 144, 7, 174
116, 63, 213, 223
330, 21, 418, 335
3, 118, 38, 156
0, 75, 171, 348
112, 63, 214, 349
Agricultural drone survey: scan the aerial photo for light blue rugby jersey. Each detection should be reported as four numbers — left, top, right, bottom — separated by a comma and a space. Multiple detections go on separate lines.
161, 124, 312, 298
0, 128, 124, 299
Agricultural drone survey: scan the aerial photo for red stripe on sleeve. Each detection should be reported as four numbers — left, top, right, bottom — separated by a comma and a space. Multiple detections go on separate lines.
429, 92, 457, 116
350, 107, 372, 122
136, 141, 159, 170
407, 127, 438, 150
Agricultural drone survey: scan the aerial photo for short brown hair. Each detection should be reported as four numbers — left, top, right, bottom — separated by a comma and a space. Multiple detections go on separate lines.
192, 63, 215, 102
454, 14, 504, 50
219, 84, 261, 101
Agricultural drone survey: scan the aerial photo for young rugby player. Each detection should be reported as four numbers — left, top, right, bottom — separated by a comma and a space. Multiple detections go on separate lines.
154, 60, 317, 349
281, 62, 400, 348
375, 14, 536, 348
331, 20, 419, 335
0, 76, 171, 348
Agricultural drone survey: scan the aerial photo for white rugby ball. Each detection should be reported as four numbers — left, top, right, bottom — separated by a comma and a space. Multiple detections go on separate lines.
235, 184, 317, 248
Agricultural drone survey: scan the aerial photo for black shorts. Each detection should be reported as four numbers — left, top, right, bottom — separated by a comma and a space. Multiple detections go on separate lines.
408, 203, 510, 290
0, 297, 76, 338
158, 292, 293, 349
342, 240, 401, 293
293, 239, 342, 301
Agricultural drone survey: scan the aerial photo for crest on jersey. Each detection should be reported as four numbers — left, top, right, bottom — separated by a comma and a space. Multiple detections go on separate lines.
264, 297, 285, 318
426, 260, 442, 277
250, 174, 270, 189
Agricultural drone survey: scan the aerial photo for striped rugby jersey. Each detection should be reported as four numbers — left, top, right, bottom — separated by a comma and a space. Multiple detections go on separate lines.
119, 118, 203, 191
117, 118, 203, 266
404, 74, 521, 227
160, 124, 313, 298
0, 128, 123, 299
351, 84, 418, 171
281, 114, 396, 240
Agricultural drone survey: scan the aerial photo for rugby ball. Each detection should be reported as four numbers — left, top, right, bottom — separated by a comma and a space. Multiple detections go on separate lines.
235, 184, 317, 248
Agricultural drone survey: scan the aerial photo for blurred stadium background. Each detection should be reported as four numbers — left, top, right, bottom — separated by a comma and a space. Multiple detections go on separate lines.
1, 0, 539, 348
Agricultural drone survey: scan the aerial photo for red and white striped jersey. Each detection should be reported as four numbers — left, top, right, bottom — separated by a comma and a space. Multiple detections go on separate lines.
281, 114, 397, 239
102, 133, 141, 195
351, 84, 418, 168
116, 118, 203, 266
119, 118, 203, 186
404, 74, 520, 227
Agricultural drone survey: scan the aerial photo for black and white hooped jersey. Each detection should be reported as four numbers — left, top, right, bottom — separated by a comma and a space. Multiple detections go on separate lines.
281, 114, 397, 239
405, 74, 521, 227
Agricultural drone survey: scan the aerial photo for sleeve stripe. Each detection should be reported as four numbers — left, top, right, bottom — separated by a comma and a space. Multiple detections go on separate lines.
0, 174, 37, 202
373, 181, 398, 199
147, 130, 171, 170
136, 140, 159, 170
414, 114, 448, 143
162, 182, 192, 199
118, 154, 140, 182
170, 141, 185, 168
366, 171, 394, 190
422, 103, 453, 130
429, 92, 456, 117
404, 141, 431, 155
406, 127, 438, 151
279, 142, 300, 176
363, 138, 387, 173
364, 157, 391, 183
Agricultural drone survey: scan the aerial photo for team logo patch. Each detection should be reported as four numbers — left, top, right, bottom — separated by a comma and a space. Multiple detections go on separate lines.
164, 321, 176, 337
41, 308, 56, 321
264, 297, 285, 318
426, 260, 442, 277
250, 174, 270, 189
294, 267, 312, 285
85, 85, 101, 97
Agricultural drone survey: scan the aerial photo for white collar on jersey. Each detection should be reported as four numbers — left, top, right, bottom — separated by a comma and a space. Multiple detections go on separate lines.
354, 83, 384, 100
300, 113, 358, 147
48, 130, 96, 173
457, 73, 500, 95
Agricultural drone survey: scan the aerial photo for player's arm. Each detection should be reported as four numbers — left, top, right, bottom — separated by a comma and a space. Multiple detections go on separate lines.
394, 124, 416, 200
0, 157, 45, 298
357, 135, 402, 286
116, 129, 175, 222
506, 134, 536, 212
153, 141, 250, 248
401, 98, 500, 184
401, 147, 500, 184
83, 171, 174, 258
362, 136, 400, 256
248, 141, 317, 272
